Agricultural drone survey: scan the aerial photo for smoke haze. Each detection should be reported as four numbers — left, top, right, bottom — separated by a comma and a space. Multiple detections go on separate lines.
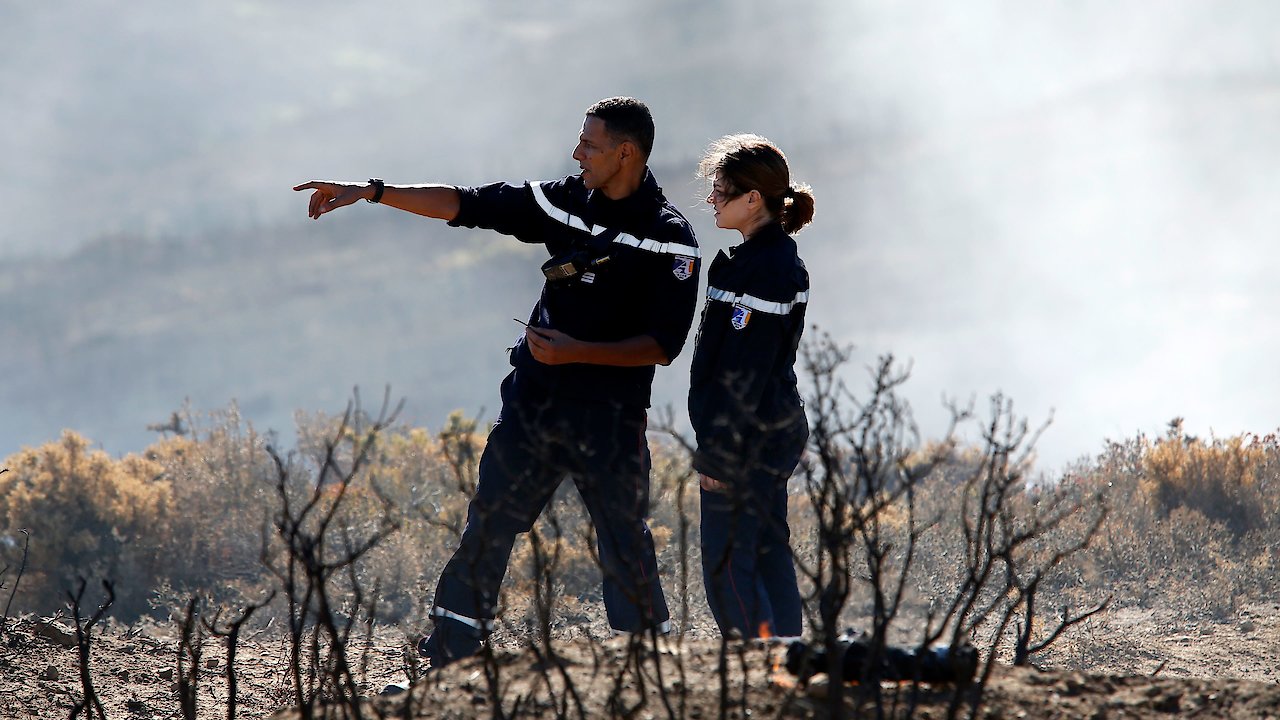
2, 1, 1278, 472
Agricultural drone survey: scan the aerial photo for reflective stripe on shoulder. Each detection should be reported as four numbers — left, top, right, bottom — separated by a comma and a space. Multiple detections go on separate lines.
530, 181, 698, 257
530, 181, 605, 236
707, 286, 809, 315
613, 233, 701, 258
431, 605, 496, 632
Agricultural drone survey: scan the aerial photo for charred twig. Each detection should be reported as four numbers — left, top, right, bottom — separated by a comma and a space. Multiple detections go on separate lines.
1014, 592, 1113, 666
262, 386, 403, 719
67, 577, 115, 720
526, 515, 589, 720
783, 333, 1109, 720
1, 528, 30, 631
794, 338, 952, 718
204, 592, 277, 720
177, 596, 204, 720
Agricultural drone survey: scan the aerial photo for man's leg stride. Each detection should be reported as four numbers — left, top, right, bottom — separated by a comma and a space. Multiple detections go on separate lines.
417, 379, 560, 669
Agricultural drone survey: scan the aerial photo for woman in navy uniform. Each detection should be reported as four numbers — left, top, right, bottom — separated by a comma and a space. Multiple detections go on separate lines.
689, 134, 814, 640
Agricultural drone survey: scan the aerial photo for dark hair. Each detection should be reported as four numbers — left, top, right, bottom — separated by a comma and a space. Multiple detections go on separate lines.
698, 134, 815, 234
586, 97, 655, 159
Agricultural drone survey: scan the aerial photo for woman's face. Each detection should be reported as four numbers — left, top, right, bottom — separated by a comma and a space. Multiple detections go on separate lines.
707, 172, 753, 232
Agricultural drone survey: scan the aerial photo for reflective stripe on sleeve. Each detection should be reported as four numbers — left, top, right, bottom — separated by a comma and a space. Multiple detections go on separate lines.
431, 605, 496, 632
706, 286, 809, 315
613, 233, 701, 258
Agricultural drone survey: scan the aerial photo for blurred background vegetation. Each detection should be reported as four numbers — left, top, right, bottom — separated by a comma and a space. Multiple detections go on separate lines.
3, 405, 1276, 655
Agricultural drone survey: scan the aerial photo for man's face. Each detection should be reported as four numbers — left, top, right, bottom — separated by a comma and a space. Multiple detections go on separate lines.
572, 116, 624, 191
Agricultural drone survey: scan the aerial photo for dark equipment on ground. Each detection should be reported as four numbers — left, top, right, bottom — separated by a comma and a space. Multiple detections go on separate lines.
785, 634, 978, 685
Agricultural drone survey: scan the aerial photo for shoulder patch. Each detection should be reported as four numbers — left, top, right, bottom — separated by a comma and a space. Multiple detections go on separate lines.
730, 303, 752, 330
672, 256, 696, 281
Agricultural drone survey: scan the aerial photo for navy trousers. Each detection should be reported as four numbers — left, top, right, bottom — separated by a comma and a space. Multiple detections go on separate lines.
421, 372, 670, 667
700, 425, 806, 640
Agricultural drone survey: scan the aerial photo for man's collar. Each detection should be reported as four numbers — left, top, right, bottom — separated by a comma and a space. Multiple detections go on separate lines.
588, 167, 660, 205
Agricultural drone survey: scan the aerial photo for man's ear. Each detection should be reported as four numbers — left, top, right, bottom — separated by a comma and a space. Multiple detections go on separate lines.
618, 140, 638, 163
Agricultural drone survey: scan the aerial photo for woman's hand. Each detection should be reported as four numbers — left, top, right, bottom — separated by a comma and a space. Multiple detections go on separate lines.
700, 474, 728, 492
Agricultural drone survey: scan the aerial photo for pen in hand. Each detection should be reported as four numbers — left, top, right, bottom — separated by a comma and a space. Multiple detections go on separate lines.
515, 318, 548, 333
515, 318, 553, 341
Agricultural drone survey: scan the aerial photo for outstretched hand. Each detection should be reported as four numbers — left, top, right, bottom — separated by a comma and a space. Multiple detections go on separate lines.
293, 181, 367, 219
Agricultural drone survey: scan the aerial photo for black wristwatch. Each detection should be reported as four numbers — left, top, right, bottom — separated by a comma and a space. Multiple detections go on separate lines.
366, 178, 385, 204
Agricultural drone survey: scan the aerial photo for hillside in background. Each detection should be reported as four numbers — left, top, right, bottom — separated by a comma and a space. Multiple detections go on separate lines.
0, 207, 544, 454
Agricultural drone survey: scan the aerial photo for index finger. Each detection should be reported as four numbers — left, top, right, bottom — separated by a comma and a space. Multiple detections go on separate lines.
293, 181, 320, 192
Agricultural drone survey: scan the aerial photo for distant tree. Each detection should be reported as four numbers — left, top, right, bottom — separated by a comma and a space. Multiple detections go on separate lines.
0, 433, 170, 617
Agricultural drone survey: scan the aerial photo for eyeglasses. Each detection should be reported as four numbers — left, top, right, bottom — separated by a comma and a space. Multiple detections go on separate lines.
708, 185, 743, 204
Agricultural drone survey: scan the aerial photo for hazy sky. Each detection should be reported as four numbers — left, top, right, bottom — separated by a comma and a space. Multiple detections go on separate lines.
3, 1, 1278, 472
816, 1, 1280, 469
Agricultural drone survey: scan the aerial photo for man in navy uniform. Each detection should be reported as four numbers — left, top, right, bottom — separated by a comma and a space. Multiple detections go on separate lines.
295, 97, 700, 670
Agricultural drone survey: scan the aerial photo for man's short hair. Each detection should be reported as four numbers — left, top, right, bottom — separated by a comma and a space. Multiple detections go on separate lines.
586, 97, 654, 159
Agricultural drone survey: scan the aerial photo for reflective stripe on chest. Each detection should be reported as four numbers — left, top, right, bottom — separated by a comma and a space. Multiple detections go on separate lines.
532, 181, 700, 259
707, 286, 809, 315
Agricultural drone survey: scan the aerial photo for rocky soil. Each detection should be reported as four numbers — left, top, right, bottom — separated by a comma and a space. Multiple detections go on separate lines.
5, 603, 1280, 719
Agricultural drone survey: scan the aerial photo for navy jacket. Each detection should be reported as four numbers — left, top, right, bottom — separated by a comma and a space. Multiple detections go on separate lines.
450, 170, 700, 408
688, 223, 809, 480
